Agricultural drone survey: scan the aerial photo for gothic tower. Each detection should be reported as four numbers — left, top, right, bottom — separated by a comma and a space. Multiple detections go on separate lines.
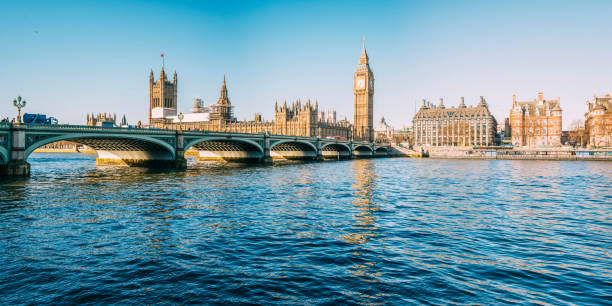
210, 75, 233, 122
149, 67, 178, 124
354, 40, 374, 142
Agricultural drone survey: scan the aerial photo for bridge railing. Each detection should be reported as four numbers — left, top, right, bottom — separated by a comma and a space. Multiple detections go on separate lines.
18, 123, 379, 146
23, 124, 177, 135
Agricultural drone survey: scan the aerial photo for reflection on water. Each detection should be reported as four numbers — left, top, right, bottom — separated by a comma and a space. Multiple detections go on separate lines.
0, 153, 611, 304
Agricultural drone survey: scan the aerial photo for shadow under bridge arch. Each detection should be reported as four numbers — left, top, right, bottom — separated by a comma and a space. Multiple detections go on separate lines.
353, 145, 373, 158
321, 143, 352, 160
25, 134, 177, 166
185, 137, 265, 163
374, 147, 389, 157
270, 139, 318, 161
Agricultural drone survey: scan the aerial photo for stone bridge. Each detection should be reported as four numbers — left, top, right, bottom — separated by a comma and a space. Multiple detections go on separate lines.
0, 123, 390, 176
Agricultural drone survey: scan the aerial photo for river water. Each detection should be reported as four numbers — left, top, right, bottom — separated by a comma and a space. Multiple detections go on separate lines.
1, 153, 611, 304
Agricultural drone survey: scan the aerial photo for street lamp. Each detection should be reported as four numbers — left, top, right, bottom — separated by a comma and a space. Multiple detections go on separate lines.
178, 112, 184, 131
13, 96, 26, 124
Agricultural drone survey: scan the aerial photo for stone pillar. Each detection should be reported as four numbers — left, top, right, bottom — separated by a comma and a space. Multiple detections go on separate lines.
315, 139, 324, 161
1, 124, 30, 177
174, 131, 187, 169
263, 133, 273, 164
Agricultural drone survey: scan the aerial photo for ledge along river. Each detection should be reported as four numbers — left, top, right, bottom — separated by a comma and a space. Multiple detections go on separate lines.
1, 153, 611, 304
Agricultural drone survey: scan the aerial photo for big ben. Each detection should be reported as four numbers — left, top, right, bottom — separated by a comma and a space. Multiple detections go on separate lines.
354, 40, 374, 142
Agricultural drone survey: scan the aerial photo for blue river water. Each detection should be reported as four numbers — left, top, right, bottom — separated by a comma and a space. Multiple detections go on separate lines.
1, 153, 611, 304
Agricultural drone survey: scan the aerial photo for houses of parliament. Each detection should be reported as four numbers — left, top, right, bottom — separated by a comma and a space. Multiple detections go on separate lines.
147, 44, 375, 141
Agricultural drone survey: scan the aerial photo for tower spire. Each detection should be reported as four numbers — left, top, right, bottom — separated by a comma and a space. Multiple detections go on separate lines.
360, 37, 369, 64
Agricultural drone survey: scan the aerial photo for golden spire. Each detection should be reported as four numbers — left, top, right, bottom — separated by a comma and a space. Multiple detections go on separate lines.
360, 37, 369, 64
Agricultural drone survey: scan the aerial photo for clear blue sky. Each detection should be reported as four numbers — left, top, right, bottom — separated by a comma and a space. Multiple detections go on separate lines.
1, 0, 612, 129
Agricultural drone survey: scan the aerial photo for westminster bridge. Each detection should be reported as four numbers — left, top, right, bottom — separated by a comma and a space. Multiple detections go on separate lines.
0, 122, 390, 176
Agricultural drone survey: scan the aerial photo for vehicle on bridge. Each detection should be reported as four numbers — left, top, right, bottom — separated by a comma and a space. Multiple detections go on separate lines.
23, 113, 58, 125
325, 136, 348, 140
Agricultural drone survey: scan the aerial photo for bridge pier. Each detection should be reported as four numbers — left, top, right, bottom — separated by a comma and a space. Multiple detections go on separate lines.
0, 125, 30, 177
262, 134, 273, 164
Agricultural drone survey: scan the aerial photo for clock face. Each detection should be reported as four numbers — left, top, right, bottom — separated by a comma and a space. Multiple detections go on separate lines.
356, 78, 365, 89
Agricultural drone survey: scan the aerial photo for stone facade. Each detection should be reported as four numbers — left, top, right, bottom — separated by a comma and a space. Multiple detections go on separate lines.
353, 41, 374, 142
86, 113, 116, 126
510, 92, 562, 147
585, 94, 612, 147
413, 97, 497, 147
147, 45, 375, 139
149, 68, 178, 124
149, 75, 352, 138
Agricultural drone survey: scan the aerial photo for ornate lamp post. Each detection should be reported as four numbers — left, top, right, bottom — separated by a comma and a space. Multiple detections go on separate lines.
178, 112, 184, 131
13, 96, 26, 124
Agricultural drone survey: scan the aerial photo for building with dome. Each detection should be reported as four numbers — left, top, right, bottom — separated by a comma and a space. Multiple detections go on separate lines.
585, 94, 612, 147
413, 96, 497, 147
510, 92, 562, 147
374, 117, 394, 142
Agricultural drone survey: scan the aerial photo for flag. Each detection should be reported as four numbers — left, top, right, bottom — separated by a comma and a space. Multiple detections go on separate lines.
161, 53, 164, 57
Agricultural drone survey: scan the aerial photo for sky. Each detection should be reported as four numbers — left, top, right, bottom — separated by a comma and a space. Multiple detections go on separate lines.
1, 0, 612, 129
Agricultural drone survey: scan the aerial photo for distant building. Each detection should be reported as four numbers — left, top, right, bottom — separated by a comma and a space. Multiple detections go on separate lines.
510, 92, 562, 147
568, 126, 589, 147
374, 117, 394, 142
147, 43, 375, 139
393, 125, 412, 144
585, 94, 612, 147
87, 113, 116, 127
413, 96, 497, 147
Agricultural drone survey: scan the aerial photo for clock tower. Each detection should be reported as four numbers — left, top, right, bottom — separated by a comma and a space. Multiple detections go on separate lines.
354, 40, 374, 142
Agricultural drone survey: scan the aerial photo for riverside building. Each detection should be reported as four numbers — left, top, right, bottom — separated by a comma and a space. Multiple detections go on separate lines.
510, 92, 562, 147
585, 94, 612, 147
413, 97, 497, 147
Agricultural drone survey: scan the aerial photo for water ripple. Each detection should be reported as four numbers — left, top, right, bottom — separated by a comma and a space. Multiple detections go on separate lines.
0, 153, 611, 304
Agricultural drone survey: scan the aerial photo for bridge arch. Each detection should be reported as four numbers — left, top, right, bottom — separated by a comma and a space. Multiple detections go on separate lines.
184, 137, 264, 162
25, 133, 176, 165
374, 147, 389, 157
321, 143, 351, 160
270, 139, 318, 161
353, 145, 373, 158
375, 147, 389, 153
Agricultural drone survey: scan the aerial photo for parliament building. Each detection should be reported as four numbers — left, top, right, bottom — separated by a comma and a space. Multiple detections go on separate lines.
147, 44, 375, 140
413, 97, 497, 147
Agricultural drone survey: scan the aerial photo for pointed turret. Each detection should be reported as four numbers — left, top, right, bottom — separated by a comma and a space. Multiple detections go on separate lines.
159, 67, 167, 81
173, 70, 177, 84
